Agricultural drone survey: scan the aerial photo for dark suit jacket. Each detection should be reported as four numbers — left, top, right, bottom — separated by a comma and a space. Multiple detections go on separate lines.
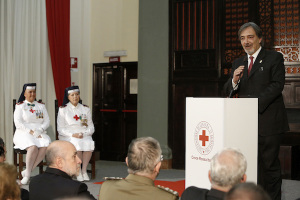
223, 48, 289, 136
29, 167, 96, 200
21, 188, 29, 200
181, 186, 225, 200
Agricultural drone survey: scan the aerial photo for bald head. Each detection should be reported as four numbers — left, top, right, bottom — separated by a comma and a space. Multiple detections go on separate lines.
45, 141, 81, 177
46, 141, 72, 166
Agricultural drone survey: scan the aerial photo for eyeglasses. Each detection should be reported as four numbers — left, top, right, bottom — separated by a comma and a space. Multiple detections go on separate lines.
154, 155, 164, 167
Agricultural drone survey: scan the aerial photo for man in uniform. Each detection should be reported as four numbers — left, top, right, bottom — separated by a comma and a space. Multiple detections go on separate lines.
98, 137, 179, 200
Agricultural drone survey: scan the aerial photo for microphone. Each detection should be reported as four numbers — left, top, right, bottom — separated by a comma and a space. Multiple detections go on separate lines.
228, 74, 241, 98
228, 57, 247, 98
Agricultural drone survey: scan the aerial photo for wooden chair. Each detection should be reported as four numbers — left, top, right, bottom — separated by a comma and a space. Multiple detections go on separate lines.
55, 100, 96, 179
13, 99, 45, 180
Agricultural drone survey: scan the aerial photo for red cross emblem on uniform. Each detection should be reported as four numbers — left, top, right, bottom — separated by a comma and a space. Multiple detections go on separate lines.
199, 130, 209, 146
73, 115, 80, 121
29, 108, 35, 113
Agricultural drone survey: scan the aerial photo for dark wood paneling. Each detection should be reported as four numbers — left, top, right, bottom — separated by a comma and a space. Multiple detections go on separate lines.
283, 77, 300, 108
173, 0, 216, 51
279, 145, 300, 180
175, 50, 216, 70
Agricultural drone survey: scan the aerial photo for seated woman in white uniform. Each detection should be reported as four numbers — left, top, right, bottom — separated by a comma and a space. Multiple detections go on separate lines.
13, 83, 51, 185
57, 86, 95, 181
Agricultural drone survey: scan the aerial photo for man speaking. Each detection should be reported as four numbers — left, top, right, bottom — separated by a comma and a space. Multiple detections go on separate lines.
223, 22, 289, 200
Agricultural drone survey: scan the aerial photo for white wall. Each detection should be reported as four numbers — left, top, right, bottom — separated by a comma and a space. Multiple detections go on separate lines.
70, 0, 92, 106
70, 0, 139, 107
90, 0, 139, 63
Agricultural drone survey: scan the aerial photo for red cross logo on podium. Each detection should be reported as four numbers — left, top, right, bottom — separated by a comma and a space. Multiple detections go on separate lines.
73, 115, 80, 121
199, 130, 209, 146
29, 108, 35, 113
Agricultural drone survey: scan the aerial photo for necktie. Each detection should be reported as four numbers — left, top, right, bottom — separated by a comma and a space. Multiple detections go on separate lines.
27, 103, 35, 107
248, 56, 254, 75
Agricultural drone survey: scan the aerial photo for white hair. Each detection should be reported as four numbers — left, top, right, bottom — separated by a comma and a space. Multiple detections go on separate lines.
127, 137, 162, 175
210, 147, 247, 187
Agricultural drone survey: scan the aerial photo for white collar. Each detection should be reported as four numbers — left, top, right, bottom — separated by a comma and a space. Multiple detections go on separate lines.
68, 102, 80, 109
24, 100, 35, 104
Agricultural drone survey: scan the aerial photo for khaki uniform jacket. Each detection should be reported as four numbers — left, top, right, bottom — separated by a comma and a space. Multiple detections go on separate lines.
99, 174, 179, 200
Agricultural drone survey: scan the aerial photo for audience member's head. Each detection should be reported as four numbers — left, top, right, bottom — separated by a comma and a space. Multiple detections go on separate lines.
0, 146, 6, 163
0, 163, 21, 200
126, 137, 162, 180
45, 140, 82, 178
209, 147, 247, 192
55, 196, 90, 200
225, 182, 271, 200
55, 197, 91, 200
0, 137, 4, 147
0, 137, 6, 163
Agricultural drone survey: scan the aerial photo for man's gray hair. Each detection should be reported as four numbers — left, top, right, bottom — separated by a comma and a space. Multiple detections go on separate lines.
127, 137, 162, 174
210, 147, 247, 187
238, 22, 262, 39
238, 22, 264, 46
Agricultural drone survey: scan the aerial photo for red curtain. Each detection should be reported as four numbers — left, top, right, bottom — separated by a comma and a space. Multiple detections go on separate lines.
46, 0, 71, 106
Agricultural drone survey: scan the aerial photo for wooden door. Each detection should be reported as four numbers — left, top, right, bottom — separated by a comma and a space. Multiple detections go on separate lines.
93, 62, 137, 161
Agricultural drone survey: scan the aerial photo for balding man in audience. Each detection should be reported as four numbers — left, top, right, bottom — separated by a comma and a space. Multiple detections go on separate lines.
29, 140, 96, 200
99, 137, 179, 200
225, 182, 271, 200
181, 148, 247, 200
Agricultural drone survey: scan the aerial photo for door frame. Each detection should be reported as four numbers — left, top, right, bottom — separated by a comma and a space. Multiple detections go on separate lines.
92, 62, 138, 160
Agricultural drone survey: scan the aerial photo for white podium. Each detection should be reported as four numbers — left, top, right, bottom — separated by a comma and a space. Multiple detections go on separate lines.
185, 98, 258, 189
